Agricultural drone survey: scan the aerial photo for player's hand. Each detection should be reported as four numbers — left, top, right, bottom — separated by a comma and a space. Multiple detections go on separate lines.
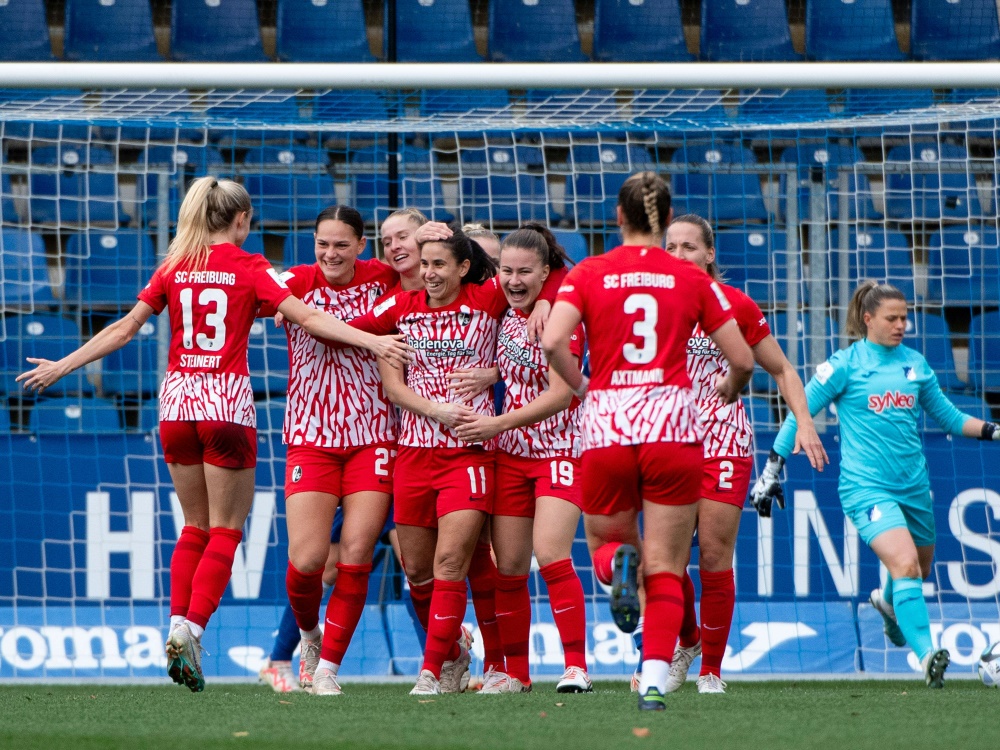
455, 414, 503, 443
16, 357, 70, 395
447, 367, 499, 399
273, 311, 286, 328
792, 422, 830, 472
414, 221, 453, 245
714, 373, 742, 405
750, 450, 786, 518
431, 402, 477, 428
526, 299, 551, 343
372, 334, 413, 369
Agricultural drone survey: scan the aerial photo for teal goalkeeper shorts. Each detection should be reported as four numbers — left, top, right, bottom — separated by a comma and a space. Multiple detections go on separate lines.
842, 488, 936, 548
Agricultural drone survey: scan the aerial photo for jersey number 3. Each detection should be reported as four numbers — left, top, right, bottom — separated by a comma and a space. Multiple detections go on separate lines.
180, 287, 228, 351
623, 293, 658, 364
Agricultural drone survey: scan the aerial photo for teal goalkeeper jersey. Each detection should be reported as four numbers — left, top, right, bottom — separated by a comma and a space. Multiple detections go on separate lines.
772, 338, 971, 501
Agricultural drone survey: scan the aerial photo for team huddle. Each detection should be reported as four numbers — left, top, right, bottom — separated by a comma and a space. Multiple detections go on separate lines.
17, 170, 1000, 711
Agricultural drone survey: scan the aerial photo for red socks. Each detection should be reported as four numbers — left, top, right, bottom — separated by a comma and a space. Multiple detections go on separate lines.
698, 568, 735, 676
320, 562, 372, 665
285, 562, 325, 633
678, 571, 701, 648
186, 527, 243, 629
408, 579, 434, 632
494, 573, 531, 683
642, 571, 684, 665
592, 542, 620, 586
170, 526, 209, 617
468, 543, 505, 672
421, 579, 468, 678
540, 558, 587, 670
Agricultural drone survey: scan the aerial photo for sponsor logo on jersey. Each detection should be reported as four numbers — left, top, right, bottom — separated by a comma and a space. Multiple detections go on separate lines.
292, 466, 302, 483
687, 334, 718, 357
814, 361, 834, 385
266, 269, 288, 288
410, 337, 477, 357
868, 390, 916, 414
374, 295, 397, 317
497, 328, 538, 370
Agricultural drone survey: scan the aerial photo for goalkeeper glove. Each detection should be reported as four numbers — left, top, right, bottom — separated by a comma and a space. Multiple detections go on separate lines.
980, 422, 1000, 441
750, 449, 786, 518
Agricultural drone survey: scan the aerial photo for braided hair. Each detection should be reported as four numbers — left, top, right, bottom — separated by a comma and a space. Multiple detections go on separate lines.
618, 171, 671, 239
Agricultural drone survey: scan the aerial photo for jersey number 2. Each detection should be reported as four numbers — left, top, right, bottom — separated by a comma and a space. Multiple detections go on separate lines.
179, 287, 228, 351
718, 460, 734, 490
623, 293, 658, 364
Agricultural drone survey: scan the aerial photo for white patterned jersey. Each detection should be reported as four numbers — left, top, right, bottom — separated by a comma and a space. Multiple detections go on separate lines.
556, 245, 734, 450
279, 259, 400, 448
351, 279, 508, 449
138, 242, 292, 427
496, 308, 585, 458
687, 283, 770, 458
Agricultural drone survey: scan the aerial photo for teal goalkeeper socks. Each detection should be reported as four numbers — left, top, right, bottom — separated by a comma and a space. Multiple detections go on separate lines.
892, 577, 933, 660
882, 574, 894, 606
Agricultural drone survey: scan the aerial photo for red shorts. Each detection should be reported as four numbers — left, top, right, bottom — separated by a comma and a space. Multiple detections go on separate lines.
284, 442, 396, 499
581, 442, 702, 516
160, 421, 257, 469
700, 455, 753, 507
494, 452, 582, 518
393, 446, 495, 528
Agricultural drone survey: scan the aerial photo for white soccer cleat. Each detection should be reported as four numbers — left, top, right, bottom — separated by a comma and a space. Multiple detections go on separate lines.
922, 648, 950, 689
312, 667, 344, 696
556, 666, 593, 693
165, 622, 205, 693
478, 672, 531, 694
259, 658, 301, 693
439, 644, 472, 694
298, 634, 322, 692
665, 640, 702, 693
410, 669, 443, 696
869, 589, 907, 648
696, 673, 727, 694
479, 667, 505, 693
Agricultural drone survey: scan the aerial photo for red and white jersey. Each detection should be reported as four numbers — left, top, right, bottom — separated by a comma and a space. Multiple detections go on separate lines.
137, 242, 292, 427
352, 279, 507, 449
496, 308, 584, 459
556, 245, 733, 450
279, 259, 400, 448
688, 283, 770, 458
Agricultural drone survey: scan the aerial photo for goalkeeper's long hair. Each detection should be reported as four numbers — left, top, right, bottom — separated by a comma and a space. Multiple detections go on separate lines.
846, 281, 907, 340
162, 176, 252, 274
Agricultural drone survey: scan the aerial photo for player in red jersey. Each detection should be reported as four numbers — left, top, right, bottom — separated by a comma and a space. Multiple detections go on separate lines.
654, 214, 829, 694
455, 224, 592, 695
273, 205, 403, 696
381, 208, 430, 293
541, 172, 755, 711
349, 230, 511, 695
17, 178, 411, 693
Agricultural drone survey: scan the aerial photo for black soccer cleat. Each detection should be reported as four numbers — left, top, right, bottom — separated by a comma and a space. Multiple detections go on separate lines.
637, 685, 666, 711
610, 543, 640, 634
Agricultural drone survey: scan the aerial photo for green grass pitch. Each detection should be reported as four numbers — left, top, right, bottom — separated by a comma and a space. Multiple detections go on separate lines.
0, 681, 993, 749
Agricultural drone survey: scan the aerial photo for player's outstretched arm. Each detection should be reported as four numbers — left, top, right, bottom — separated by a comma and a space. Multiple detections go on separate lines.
541, 301, 587, 397
16, 302, 155, 394
708, 319, 754, 404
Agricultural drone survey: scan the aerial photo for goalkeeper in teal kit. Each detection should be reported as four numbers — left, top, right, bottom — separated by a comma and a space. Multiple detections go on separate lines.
752, 282, 1000, 688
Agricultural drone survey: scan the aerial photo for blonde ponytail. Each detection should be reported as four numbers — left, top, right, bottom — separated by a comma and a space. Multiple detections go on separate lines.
161, 176, 252, 273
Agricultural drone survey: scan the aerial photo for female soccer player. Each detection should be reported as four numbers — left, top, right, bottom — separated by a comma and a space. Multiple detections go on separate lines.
455, 224, 591, 694
275, 205, 401, 696
463, 223, 501, 261
349, 231, 509, 695
381, 208, 429, 292
751, 281, 1000, 689
657, 214, 828, 694
16, 177, 411, 693
541, 171, 755, 711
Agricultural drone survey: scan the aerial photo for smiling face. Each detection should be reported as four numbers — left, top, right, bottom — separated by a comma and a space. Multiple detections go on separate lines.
314, 219, 365, 285
380, 215, 422, 277
664, 220, 714, 273
420, 241, 468, 306
865, 298, 908, 348
499, 245, 548, 311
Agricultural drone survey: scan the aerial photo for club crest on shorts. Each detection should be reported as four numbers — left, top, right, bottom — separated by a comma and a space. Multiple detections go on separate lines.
292, 465, 302, 483
868, 504, 882, 522
458, 304, 472, 327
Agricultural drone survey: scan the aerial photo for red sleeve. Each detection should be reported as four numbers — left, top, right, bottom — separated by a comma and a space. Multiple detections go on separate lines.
695, 272, 734, 335
137, 265, 168, 314
251, 256, 294, 311
554, 260, 591, 315
258, 264, 313, 318
730, 287, 770, 347
569, 322, 585, 360
538, 266, 567, 304
470, 276, 510, 320
349, 292, 402, 335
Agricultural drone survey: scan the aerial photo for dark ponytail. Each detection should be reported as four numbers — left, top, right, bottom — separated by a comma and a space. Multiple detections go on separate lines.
432, 229, 497, 285
315, 205, 365, 238
845, 281, 907, 340
500, 222, 571, 270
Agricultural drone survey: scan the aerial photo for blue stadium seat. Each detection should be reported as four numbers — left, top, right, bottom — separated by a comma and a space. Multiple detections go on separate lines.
842, 88, 935, 116
283, 232, 374, 268
29, 145, 126, 227
906, 310, 963, 392
926, 224, 1000, 306
350, 145, 452, 225
489, 0, 587, 62
825, 228, 915, 304
135, 144, 225, 226
754, 311, 836, 392
101, 317, 162, 398
670, 142, 769, 222
564, 144, 655, 225
313, 90, 391, 148
0, 0, 53, 60
63, 231, 156, 310
171, 0, 268, 62
242, 146, 335, 227
0, 230, 54, 308
389, 0, 480, 62
592, 0, 691, 62
29, 396, 121, 434
247, 319, 289, 397
0, 399, 10, 433
277, 0, 374, 62
779, 142, 881, 222
207, 94, 305, 146
744, 395, 774, 429
700, 0, 800, 61
552, 230, 588, 264
459, 144, 552, 225
1, 173, 17, 224
805, 0, 903, 61
885, 142, 982, 221
64, 0, 161, 61
968, 311, 1000, 392
420, 89, 509, 118
714, 226, 792, 307
911, 0, 1000, 61
1, 314, 93, 396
